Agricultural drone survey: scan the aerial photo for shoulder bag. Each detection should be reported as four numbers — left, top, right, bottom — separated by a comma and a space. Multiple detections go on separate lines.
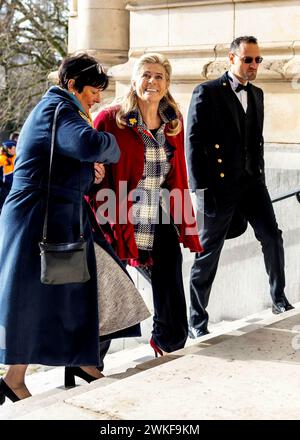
39, 102, 90, 285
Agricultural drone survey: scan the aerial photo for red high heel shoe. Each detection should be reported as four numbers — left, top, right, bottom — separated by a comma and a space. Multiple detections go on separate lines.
150, 337, 163, 358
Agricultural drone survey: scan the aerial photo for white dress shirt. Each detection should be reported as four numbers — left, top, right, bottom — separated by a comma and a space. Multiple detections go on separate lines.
228, 70, 248, 113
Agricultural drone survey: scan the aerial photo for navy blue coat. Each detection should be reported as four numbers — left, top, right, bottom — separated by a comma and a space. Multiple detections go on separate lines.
0, 86, 120, 366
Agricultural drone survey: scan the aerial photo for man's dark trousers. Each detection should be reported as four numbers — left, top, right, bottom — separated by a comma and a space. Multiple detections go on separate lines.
190, 176, 285, 333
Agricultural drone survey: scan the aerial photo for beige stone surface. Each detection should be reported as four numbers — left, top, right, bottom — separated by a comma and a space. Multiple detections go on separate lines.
80, 0, 126, 9
264, 151, 300, 170
130, 10, 169, 48
126, 0, 279, 9
0, 375, 117, 420
57, 314, 300, 420
18, 402, 104, 420
75, 9, 129, 51
236, 1, 300, 42
262, 82, 300, 143
169, 4, 233, 46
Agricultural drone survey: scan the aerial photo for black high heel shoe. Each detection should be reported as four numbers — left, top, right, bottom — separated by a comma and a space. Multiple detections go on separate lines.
0, 378, 21, 405
149, 337, 163, 358
64, 367, 101, 388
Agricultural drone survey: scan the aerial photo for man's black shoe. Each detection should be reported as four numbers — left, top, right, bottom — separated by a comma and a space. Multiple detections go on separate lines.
272, 302, 295, 315
188, 327, 210, 339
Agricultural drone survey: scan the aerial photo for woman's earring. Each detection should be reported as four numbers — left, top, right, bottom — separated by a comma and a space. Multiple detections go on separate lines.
72, 91, 76, 96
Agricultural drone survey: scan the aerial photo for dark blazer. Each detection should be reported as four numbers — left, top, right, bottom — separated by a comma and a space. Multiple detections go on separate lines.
186, 72, 265, 194
186, 72, 265, 239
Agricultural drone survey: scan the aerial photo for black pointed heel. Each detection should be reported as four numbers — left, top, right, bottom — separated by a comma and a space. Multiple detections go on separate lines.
0, 378, 21, 405
64, 368, 76, 388
64, 367, 100, 388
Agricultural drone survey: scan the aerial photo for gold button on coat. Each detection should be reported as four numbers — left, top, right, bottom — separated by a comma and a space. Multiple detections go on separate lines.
220, 173, 225, 178
215, 144, 220, 149
217, 158, 222, 163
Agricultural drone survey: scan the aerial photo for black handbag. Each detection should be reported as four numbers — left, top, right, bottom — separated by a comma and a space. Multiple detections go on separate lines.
39, 102, 90, 285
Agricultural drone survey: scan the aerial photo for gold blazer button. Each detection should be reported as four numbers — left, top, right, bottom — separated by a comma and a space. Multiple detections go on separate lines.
220, 173, 225, 178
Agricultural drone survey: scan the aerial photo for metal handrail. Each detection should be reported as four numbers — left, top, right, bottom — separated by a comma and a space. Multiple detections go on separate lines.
271, 189, 300, 204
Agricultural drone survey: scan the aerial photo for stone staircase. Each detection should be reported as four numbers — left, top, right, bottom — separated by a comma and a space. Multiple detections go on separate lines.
1, 304, 300, 420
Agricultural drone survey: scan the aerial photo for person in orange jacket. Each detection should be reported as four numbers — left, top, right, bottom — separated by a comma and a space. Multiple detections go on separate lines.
0, 140, 17, 212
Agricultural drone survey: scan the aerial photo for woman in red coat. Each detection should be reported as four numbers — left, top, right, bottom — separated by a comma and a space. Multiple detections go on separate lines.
92, 53, 202, 355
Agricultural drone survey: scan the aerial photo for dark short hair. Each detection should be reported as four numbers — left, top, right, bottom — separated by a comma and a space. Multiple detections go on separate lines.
58, 53, 109, 93
230, 36, 258, 53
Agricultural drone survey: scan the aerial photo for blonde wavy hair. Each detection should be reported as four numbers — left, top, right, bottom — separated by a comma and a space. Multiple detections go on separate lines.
115, 53, 181, 136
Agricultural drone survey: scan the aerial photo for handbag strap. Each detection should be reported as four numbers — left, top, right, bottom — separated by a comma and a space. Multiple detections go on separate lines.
42, 101, 84, 242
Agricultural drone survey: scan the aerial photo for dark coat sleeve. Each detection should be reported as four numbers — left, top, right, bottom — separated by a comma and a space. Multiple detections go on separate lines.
55, 104, 120, 164
186, 84, 211, 191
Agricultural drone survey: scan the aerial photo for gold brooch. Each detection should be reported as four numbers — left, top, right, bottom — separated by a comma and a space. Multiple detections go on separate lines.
129, 118, 137, 126
78, 111, 93, 126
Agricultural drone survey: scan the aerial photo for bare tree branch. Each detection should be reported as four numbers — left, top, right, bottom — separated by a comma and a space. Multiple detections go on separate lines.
0, 0, 68, 134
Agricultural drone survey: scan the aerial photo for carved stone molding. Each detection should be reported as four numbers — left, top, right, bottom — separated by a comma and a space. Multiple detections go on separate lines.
111, 41, 300, 83
126, 0, 292, 11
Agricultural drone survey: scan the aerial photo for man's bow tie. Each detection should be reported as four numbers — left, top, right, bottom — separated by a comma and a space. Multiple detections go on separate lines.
235, 83, 249, 93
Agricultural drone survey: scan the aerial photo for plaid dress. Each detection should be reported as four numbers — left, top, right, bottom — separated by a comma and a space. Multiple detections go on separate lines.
126, 100, 176, 251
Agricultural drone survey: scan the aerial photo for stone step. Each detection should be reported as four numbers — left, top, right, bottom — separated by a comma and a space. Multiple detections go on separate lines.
0, 341, 176, 419
17, 306, 300, 420
0, 372, 118, 420
1, 303, 299, 419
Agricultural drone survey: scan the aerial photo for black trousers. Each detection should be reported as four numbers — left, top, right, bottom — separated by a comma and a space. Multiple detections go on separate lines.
190, 178, 286, 332
150, 221, 188, 352
97, 219, 188, 366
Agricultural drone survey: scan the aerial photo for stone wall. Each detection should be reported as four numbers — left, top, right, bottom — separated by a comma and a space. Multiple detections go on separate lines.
69, 1, 300, 142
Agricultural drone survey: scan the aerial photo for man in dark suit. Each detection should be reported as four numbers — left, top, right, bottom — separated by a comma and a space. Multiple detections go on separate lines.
186, 35, 294, 338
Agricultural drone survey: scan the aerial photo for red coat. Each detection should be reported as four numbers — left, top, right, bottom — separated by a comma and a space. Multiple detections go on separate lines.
92, 106, 202, 264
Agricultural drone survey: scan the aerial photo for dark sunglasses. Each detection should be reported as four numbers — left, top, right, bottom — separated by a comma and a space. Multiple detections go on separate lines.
234, 54, 263, 64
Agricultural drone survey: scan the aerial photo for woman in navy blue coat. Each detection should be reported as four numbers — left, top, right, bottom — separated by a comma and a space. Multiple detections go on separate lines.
0, 54, 121, 403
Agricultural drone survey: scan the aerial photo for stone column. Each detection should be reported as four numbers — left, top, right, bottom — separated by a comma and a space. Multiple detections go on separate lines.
68, 0, 129, 68
68, 0, 130, 102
